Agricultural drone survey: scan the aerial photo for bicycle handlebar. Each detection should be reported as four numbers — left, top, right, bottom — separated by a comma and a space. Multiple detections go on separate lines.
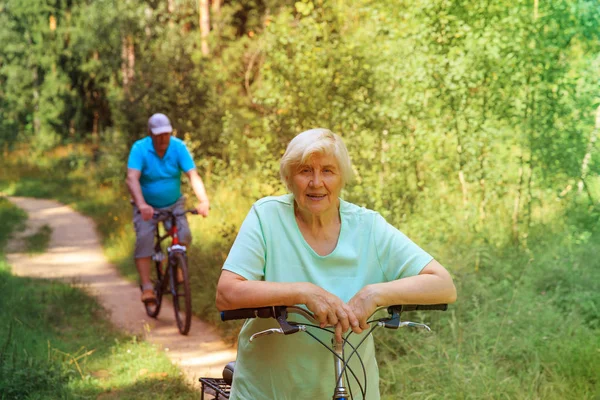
220, 306, 285, 321
152, 209, 198, 219
220, 303, 448, 399
221, 303, 447, 335
221, 304, 447, 322
388, 304, 448, 312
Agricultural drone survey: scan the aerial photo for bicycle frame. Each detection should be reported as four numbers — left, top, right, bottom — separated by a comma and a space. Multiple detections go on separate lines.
145, 209, 197, 334
151, 214, 186, 296
154, 213, 186, 252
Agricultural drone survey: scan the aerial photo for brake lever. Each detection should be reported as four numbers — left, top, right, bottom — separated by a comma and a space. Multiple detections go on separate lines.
399, 321, 431, 331
249, 325, 307, 342
377, 309, 432, 331
250, 328, 284, 342
378, 309, 401, 329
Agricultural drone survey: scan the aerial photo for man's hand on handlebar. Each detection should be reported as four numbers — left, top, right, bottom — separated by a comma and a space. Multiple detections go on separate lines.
195, 200, 210, 217
139, 203, 154, 221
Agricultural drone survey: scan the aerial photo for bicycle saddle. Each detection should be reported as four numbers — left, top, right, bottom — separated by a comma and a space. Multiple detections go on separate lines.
223, 361, 236, 385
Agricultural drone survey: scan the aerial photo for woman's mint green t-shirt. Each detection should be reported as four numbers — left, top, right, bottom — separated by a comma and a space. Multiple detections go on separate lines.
223, 194, 433, 400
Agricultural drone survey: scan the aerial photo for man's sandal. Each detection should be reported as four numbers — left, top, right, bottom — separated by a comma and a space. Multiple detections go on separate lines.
141, 287, 156, 304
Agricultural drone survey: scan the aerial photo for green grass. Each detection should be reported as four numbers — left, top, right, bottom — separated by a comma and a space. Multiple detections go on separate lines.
2, 147, 599, 399
0, 193, 198, 399
24, 224, 53, 254
0, 263, 199, 399
0, 197, 27, 248
376, 221, 600, 399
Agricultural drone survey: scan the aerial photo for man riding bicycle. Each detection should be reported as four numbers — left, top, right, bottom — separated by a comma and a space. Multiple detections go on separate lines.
126, 113, 210, 303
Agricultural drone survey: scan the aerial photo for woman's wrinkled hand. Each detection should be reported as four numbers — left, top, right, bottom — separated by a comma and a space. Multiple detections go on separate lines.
301, 283, 362, 343
347, 285, 378, 332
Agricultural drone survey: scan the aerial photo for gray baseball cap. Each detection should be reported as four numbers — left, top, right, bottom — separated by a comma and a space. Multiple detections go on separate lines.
148, 113, 173, 135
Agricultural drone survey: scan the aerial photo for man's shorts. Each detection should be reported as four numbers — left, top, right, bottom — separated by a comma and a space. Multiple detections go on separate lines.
132, 196, 192, 259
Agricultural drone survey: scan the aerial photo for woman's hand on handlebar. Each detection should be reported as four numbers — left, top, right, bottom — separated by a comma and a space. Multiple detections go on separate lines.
301, 283, 362, 343
347, 285, 378, 332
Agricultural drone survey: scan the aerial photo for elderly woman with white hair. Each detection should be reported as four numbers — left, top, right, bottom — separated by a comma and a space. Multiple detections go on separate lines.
216, 128, 457, 400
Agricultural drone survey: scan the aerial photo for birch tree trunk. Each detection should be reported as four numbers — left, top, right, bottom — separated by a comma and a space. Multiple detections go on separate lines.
451, 99, 469, 207
455, 127, 468, 206
211, 0, 221, 17
512, 154, 524, 245
121, 35, 135, 92
167, 0, 175, 28
478, 143, 487, 222
32, 68, 40, 136
577, 105, 600, 197
211, 0, 222, 38
199, 0, 210, 56
92, 111, 99, 145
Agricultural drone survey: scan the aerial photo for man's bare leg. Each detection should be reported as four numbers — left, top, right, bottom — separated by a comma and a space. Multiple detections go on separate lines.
136, 257, 155, 302
136, 256, 152, 284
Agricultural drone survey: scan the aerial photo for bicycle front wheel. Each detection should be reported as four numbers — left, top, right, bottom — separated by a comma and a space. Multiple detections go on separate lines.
169, 251, 192, 335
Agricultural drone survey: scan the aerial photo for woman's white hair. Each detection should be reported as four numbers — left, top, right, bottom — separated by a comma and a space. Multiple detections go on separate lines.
279, 128, 354, 191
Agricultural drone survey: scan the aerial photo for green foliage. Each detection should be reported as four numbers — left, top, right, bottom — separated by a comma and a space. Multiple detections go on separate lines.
2, 0, 598, 230
0, 197, 27, 248
4, 135, 600, 399
24, 224, 53, 254
1, 0, 600, 397
0, 249, 197, 399
377, 222, 600, 399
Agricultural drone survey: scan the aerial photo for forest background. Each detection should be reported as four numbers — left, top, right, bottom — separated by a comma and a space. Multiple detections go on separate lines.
1, 0, 599, 398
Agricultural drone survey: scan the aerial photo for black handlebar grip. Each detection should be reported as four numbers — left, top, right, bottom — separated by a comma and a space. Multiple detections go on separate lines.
390, 304, 448, 313
221, 307, 278, 321
415, 304, 448, 311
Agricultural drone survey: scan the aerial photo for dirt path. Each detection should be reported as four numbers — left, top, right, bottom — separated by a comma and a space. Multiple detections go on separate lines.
5, 196, 236, 390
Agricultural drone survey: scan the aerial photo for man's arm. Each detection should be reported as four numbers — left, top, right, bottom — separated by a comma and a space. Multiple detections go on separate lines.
185, 169, 210, 217
126, 168, 153, 221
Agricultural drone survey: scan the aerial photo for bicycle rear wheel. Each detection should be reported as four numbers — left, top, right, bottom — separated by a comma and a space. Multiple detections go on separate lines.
144, 258, 164, 318
169, 251, 192, 335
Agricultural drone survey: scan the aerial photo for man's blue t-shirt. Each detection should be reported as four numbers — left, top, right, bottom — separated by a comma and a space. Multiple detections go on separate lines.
127, 136, 195, 208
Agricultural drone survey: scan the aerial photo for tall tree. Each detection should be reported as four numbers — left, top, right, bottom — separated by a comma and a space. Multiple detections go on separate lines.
199, 0, 210, 55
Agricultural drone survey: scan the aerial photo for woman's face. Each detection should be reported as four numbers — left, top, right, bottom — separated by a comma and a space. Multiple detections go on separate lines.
289, 153, 343, 217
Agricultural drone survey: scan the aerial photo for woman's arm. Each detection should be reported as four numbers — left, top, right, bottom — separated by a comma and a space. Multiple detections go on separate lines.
216, 270, 362, 341
216, 270, 306, 311
370, 259, 456, 305
348, 259, 457, 324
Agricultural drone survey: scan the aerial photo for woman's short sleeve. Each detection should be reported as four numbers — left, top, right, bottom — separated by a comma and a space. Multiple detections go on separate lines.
222, 206, 266, 281
373, 214, 433, 281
